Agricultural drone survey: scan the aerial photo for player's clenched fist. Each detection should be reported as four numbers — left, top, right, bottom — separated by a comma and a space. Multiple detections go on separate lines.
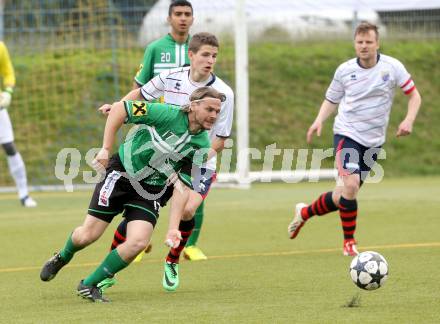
165, 229, 182, 248
92, 148, 110, 174
98, 103, 113, 115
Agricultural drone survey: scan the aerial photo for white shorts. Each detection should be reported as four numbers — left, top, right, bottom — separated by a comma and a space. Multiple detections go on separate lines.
0, 108, 14, 144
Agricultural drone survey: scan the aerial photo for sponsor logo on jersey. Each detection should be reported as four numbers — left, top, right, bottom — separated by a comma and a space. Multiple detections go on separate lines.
98, 171, 122, 207
132, 101, 147, 116
174, 82, 181, 91
381, 71, 390, 82
350, 74, 357, 80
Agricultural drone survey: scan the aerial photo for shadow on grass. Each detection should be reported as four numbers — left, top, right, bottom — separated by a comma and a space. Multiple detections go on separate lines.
342, 293, 361, 308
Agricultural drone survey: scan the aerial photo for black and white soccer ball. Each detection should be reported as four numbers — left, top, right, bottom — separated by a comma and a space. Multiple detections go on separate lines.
349, 251, 388, 290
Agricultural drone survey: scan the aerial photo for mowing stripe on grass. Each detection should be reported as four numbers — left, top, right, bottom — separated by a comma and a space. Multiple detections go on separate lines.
2, 241, 439, 274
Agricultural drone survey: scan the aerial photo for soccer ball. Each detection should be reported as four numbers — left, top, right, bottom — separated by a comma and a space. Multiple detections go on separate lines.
349, 251, 388, 290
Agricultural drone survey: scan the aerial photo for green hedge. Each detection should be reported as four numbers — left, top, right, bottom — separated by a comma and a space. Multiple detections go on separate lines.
240, 40, 439, 175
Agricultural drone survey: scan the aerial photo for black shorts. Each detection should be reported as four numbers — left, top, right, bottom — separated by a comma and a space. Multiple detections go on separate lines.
88, 154, 174, 226
334, 134, 381, 183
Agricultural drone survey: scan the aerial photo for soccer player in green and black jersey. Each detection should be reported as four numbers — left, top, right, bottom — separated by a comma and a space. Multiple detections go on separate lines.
133, 0, 193, 89
39, 87, 225, 302
129, 0, 193, 262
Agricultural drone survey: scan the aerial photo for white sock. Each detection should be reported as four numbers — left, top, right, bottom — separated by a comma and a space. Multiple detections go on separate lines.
7, 153, 29, 199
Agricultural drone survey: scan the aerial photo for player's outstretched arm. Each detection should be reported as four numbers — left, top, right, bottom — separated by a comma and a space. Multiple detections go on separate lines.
307, 99, 337, 144
165, 180, 189, 248
121, 88, 143, 101
102, 102, 127, 148
98, 88, 143, 115
93, 102, 127, 171
132, 81, 141, 90
396, 88, 421, 137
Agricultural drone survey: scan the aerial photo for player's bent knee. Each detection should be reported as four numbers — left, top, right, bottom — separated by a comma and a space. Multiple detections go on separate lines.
72, 226, 101, 247
124, 238, 149, 256
343, 182, 360, 198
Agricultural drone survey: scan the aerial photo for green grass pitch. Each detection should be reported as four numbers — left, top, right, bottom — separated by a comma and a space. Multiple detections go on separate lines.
0, 177, 439, 323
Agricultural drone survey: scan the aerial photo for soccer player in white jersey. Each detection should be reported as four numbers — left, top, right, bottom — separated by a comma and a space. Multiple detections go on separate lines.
99, 32, 234, 291
287, 22, 421, 256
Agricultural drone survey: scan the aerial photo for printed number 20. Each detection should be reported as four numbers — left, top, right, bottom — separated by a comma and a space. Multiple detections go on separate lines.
161, 52, 171, 62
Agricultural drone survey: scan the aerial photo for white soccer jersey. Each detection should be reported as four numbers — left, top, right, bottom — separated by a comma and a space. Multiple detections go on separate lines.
326, 54, 416, 147
140, 66, 234, 170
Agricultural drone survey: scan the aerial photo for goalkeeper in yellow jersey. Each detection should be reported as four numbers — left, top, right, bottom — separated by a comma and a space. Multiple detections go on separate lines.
0, 41, 36, 207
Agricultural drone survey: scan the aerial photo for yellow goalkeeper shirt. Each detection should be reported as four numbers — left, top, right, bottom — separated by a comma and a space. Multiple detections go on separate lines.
0, 41, 15, 88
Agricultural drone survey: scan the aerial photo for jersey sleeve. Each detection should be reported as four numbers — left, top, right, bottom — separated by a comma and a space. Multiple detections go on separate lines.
124, 101, 175, 126
134, 45, 154, 86
0, 42, 15, 88
393, 59, 415, 95
213, 90, 234, 138
325, 65, 344, 104
140, 71, 167, 101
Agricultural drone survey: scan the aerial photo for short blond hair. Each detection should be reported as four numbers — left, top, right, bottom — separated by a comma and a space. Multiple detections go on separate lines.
354, 22, 379, 40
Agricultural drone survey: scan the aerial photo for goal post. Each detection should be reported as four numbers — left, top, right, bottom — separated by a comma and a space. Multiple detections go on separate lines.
233, 0, 251, 188
0, 1, 339, 193
217, 0, 335, 188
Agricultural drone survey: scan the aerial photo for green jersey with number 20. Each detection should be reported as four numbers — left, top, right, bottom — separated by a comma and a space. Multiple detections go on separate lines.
134, 34, 190, 86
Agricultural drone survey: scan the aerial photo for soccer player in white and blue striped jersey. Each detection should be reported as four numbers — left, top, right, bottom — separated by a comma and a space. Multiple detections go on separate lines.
288, 22, 422, 256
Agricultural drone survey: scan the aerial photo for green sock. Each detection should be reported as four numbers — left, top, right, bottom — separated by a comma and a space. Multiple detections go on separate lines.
83, 249, 128, 286
186, 200, 204, 247
59, 234, 84, 263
